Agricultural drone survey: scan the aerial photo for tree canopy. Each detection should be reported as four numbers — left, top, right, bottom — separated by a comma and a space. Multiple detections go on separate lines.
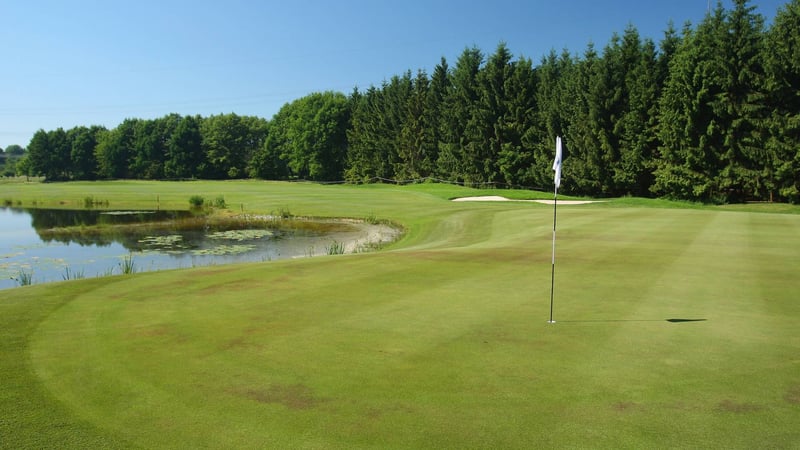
19, 0, 800, 203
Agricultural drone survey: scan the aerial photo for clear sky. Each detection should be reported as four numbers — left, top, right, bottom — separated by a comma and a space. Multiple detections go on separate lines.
0, 0, 789, 149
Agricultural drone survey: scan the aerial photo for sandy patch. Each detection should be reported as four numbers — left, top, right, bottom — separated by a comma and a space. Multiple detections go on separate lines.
452, 196, 602, 205
343, 222, 401, 253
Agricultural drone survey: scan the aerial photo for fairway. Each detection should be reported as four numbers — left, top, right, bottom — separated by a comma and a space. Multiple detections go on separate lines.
1, 181, 799, 448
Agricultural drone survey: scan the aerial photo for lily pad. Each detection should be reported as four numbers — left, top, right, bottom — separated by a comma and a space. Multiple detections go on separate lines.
206, 229, 273, 241
138, 235, 187, 249
192, 244, 257, 256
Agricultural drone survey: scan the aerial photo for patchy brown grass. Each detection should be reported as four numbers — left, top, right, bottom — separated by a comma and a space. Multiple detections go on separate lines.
784, 385, 800, 405
613, 401, 643, 413
716, 399, 763, 413
238, 384, 322, 410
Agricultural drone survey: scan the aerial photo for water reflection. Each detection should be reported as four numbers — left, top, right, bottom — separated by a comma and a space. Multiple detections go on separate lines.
26, 208, 195, 248
27, 208, 193, 229
1, 207, 398, 290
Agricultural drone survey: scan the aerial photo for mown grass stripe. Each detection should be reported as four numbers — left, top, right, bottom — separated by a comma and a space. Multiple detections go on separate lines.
1, 181, 798, 448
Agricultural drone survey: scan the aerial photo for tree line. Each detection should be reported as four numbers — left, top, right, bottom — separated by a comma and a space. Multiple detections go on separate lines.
17, 0, 800, 203
0, 144, 26, 177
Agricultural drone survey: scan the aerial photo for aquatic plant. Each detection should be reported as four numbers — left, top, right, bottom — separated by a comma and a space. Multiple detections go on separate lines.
13, 268, 34, 286
119, 253, 136, 275
206, 229, 273, 241
192, 244, 255, 256
327, 240, 345, 255
62, 266, 86, 281
137, 234, 186, 249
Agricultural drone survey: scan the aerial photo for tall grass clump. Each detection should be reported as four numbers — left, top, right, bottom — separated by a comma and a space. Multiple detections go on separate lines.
189, 195, 205, 209
363, 212, 379, 225
61, 266, 86, 281
13, 268, 34, 286
213, 196, 227, 209
326, 240, 345, 255
84, 196, 109, 208
118, 254, 137, 275
274, 206, 293, 219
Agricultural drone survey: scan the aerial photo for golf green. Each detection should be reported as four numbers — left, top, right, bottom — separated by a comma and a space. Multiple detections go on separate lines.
1, 181, 798, 448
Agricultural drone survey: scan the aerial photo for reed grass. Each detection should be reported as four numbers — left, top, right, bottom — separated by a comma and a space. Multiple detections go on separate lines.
61, 267, 86, 281
13, 268, 34, 286
118, 254, 136, 275
326, 240, 345, 255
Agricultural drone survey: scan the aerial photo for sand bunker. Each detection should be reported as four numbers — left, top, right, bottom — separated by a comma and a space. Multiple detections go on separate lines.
452, 196, 602, 205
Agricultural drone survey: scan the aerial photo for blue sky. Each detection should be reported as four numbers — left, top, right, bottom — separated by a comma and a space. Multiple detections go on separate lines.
0, 0, 789, 149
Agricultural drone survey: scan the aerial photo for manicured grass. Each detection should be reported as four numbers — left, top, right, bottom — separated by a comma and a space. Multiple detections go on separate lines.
2, 181, 799, 448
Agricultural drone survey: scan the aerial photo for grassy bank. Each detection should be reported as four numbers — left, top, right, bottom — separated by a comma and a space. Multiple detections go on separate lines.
1, 180, 799, 448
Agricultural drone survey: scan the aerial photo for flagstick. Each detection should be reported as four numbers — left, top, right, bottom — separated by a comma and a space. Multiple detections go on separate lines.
549, 135, 562, 324
548, 185, 558, 324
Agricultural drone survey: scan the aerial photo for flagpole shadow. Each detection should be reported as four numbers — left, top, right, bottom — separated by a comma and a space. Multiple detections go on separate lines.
555, 318, 707, 324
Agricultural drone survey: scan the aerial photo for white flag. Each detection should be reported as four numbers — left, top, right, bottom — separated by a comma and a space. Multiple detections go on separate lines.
553, 136, 562, 189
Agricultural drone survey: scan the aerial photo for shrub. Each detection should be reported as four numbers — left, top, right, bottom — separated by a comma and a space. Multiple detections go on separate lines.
275, 206, 292, 219
189, 195, 205, 208
213, 196, 227, 209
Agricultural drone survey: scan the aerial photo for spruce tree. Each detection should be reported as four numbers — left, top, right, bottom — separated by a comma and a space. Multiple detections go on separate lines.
654, 9, 726, 201
438, 47, 483, 183
715, 0, 767, 202
563, 43, 603, 195
763, 0, 800, 202
532, 50, 572, 190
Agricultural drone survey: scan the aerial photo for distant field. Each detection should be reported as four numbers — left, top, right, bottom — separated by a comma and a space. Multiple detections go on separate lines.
1, 180, 799, 448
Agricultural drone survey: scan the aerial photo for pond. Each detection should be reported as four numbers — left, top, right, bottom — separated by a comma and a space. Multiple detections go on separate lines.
0, 207, 399, 290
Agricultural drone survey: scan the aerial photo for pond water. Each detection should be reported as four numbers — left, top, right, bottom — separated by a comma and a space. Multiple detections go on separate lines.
0, 207, 398, 290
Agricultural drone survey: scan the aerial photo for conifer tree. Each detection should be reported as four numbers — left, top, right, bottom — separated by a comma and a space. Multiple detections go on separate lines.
438, 47, 483, 183
616, 31, 661, 196
654, 8, 727, 201
763, 0, 800, 202
532, 50, 572, 190
498, 55, 537, 186
716, 0, 767, 202
397, 70, 436, 180
562, 43, 603, 195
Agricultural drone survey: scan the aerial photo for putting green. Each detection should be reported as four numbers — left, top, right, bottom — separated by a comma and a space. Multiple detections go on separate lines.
2, 181, 799, 448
